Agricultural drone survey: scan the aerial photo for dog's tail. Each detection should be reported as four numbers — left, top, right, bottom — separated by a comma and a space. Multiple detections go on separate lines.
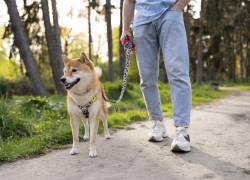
95, 66, 102, 77
101, 85, 111, 108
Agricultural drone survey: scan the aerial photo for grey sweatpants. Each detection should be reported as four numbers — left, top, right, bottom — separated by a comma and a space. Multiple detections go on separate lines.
134, 10, 191, 127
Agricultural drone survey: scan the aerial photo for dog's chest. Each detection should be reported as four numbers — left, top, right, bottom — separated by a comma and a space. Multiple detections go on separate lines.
68, 100, 101, 119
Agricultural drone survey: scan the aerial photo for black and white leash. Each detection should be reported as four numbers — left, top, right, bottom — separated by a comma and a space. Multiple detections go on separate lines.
104, 34, 135, 103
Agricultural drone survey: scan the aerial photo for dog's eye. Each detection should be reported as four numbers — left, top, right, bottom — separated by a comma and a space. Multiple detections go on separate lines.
72, 69, 77, 73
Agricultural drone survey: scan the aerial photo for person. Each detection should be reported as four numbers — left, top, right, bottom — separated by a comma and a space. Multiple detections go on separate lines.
120, 0, 192, 152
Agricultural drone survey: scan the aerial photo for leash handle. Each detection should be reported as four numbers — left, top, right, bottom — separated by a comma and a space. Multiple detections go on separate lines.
122, 34, 136, 53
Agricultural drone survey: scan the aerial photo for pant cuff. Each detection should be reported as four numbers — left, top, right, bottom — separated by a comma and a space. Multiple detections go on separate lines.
150, 116, 164, 121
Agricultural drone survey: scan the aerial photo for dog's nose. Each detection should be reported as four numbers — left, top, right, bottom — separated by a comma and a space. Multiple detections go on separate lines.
60, 77, 66, 83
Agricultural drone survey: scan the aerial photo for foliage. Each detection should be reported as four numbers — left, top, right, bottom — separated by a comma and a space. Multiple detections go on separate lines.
0, 27, 21, 80
0, 98, 31, 141
0, 78, 10, 97
188, 0, 250, 82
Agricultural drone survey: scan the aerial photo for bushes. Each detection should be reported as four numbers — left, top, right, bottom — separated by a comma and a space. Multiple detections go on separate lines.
0, 78, 11, 97
0, 78, 34, 96
0, 96, 68, 141
0, 98, 31, 141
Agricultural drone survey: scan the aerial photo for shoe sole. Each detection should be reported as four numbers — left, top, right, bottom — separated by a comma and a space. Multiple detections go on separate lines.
171, 144, 191, 153
162, 133, 168, 138
148, 136, 163, 142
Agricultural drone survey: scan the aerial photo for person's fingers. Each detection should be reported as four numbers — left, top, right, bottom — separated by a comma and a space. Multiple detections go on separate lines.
120, 35, 125, 44
120, 31, 131, 45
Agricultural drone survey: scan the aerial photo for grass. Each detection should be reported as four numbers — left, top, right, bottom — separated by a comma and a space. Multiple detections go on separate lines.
0, 82, 232, 163
222, 82, 250, 91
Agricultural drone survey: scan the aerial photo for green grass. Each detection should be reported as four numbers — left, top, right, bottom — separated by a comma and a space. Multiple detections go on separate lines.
222, 82, 250, 91
0, 82, 229, 163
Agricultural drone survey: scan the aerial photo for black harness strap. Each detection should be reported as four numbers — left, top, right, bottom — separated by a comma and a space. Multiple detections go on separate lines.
78, 95, 97, 118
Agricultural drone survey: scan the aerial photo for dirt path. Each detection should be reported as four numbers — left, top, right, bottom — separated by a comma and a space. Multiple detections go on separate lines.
1, 90, 250, 180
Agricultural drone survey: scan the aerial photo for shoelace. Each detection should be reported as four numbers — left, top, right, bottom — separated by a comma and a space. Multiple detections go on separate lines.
176, 127, 189, 141
152, 121, 162, 133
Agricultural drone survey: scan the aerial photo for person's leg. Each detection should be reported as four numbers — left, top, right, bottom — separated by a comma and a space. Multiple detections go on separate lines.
158, 10, 191, 152
134, 23, 167, 141
134, 23, 163, 121
158, 10, 191, 127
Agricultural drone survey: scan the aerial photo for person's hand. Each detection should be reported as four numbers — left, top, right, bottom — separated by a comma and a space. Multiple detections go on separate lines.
120, 30, 131, 45
170, 4, 184, 12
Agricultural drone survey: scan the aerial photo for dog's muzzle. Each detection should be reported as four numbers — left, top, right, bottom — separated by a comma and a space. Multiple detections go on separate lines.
60, 77, 80, 90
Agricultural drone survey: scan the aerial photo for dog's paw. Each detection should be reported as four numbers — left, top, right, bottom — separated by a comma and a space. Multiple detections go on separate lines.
83, 136, 89, 142
105, 134, 111, 139
89, 149, 97, 158
69, 148, 79, 155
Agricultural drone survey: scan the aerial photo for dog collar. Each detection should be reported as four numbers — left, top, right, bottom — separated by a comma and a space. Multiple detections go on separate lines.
72, 89, 90, 96
78, 95, 97, 118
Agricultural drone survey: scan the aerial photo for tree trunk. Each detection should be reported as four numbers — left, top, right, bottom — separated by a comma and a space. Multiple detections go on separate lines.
41, 0, 65, 94
88, 0, 93, 60
247, 41, 250, 79
232, 34, 237, 82
239, 33, 244, 82
105, 0, 114, 82
196, 0, 204, 84
246, 0, 250, 79
4, 0, 47, 96
119, 0, 125, 79
51, 0, 64, 92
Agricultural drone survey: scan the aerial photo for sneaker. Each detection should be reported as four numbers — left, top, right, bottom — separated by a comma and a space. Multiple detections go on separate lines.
171, 127, 191, 152
148, 120, 167, 142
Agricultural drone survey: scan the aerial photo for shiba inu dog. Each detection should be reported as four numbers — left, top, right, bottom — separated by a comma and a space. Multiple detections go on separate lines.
60, 52, 111, 158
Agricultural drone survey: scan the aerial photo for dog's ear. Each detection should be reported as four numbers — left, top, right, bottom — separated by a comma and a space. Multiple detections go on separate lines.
62, 55, 69, 64
79, 52, 88, 64
79, 52, 95, 70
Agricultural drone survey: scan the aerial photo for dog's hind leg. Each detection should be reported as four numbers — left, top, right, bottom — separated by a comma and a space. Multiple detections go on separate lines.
82, 118, 89, 141
69, 113, 80, 155
100, 110, 111, 139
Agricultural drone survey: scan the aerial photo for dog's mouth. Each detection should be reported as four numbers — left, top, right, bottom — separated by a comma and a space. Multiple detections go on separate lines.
64, 78, 80, 90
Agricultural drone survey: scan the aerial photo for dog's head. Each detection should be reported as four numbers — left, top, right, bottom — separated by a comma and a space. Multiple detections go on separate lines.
60, 52, 96, 91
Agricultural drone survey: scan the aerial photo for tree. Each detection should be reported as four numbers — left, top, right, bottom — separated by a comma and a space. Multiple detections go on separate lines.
3, 0, 48, 76
119, 0, 125, 79
105, 0, 114, 82
196, 0, 204, 84
41, 0, 65, 94
4, 0, 47, 96
87, 0, 93, 60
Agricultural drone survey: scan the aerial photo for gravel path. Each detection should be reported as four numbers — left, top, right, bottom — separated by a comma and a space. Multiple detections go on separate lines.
1, 90, 250, 180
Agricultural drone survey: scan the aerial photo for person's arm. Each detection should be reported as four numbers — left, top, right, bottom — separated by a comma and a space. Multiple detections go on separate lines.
171, 0, 191, 11
120, 0, 135, 43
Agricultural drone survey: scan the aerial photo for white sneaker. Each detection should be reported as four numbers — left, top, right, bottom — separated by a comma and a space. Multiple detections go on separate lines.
171, 127, 191, 152
148, 120, 167, 142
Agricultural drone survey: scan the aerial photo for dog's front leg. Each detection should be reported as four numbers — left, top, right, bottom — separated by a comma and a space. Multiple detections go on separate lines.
83, 119, 89, 141
89, 117, 99, 158
69, 113, 80, 155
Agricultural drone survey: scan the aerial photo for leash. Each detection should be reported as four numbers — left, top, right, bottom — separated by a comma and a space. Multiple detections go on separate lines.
103, 34, 135, 103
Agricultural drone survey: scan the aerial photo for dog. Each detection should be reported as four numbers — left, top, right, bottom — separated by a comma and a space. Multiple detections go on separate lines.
60, 52, 111, 158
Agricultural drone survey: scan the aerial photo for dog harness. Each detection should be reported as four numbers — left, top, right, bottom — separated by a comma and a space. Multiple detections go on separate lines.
78, 95, 97, 118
